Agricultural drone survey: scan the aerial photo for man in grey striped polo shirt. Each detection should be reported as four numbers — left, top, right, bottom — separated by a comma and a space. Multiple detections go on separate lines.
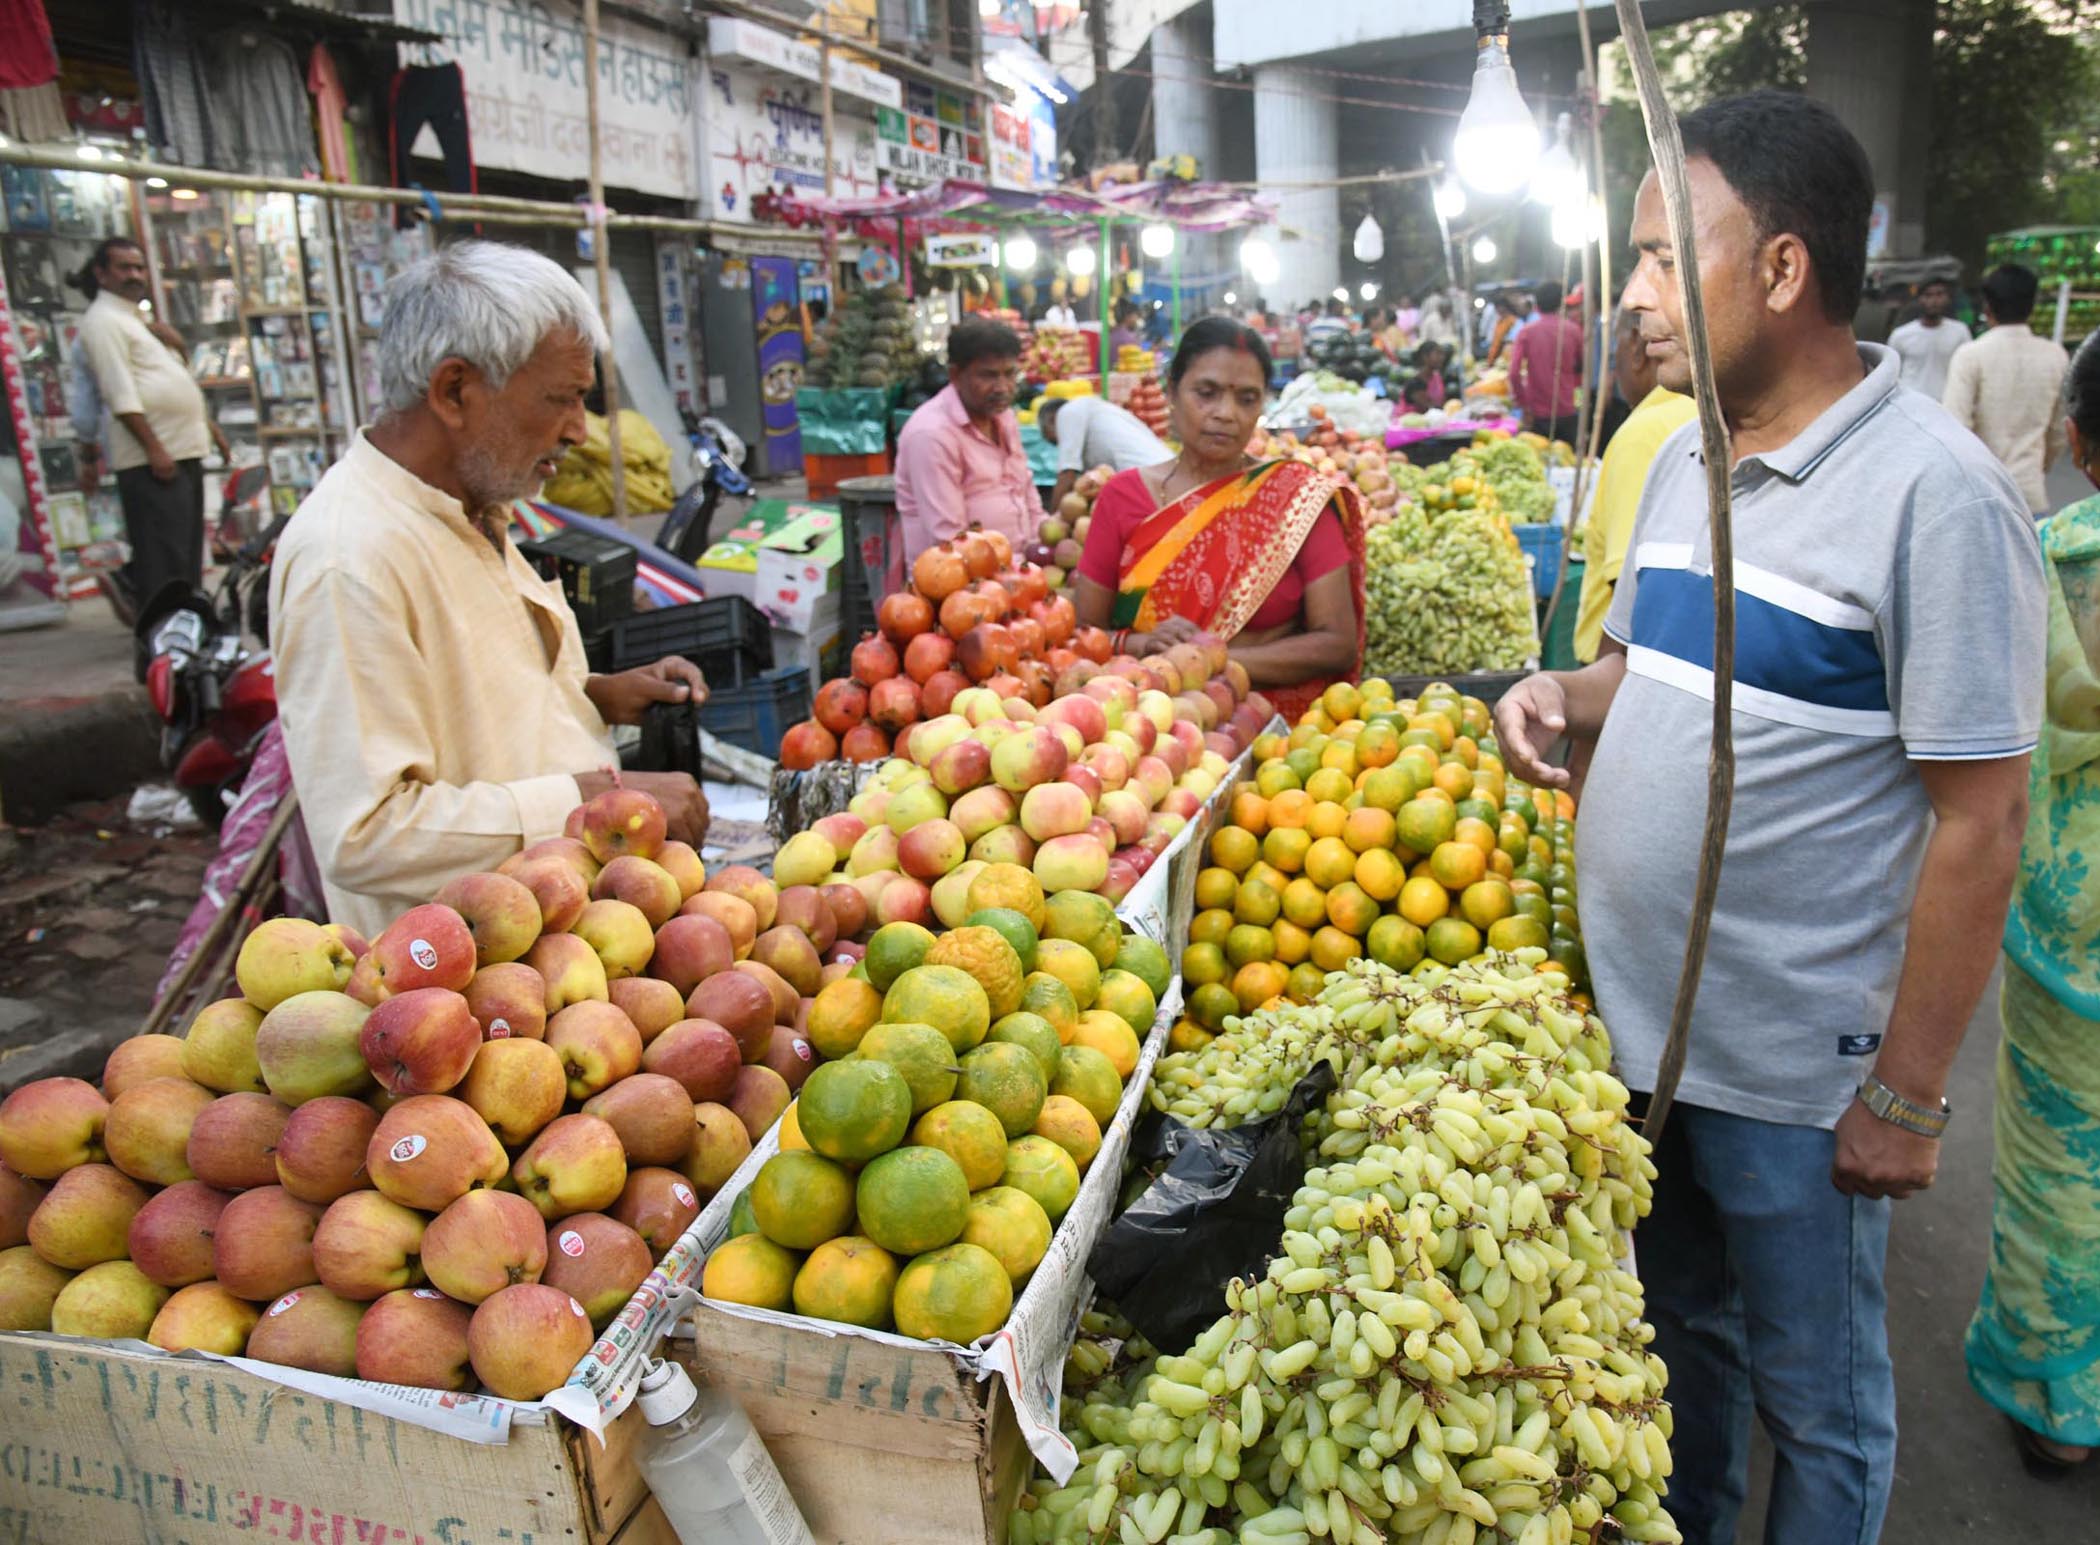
1495, 93, 2045, 1545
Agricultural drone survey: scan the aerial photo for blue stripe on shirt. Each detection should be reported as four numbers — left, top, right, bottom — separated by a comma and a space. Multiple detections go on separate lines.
1631, 566, 1889, 713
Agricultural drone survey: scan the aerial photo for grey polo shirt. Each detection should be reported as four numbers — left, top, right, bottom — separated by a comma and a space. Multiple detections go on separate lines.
1052, 396, 1170, 475
1575, 344, 2045, 1128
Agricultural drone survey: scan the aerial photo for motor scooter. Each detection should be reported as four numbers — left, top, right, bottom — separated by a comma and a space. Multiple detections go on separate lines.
654, 408, 751, 564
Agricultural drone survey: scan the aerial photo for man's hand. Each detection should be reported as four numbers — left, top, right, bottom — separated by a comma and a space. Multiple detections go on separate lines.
573, 770, 710, 846
147, 443, 178, 483
1831, 1096, 1940, 1201
209, 422, 231, 464
585, 656, 710, 726
1492, 674, 1572, 788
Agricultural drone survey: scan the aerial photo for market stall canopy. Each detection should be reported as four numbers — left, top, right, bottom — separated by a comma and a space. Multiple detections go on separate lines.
769, 178, 1281, 234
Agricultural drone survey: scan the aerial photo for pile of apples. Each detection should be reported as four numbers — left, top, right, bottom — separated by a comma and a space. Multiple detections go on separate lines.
781, 527, 1112, 769
1120, 375, 1169, 440
1027, 468, 1107, 591
1250, 410, 1403, 518
1023, 331, 1093, 383
0, 787, 845, 1401
786, 639, 1274, 920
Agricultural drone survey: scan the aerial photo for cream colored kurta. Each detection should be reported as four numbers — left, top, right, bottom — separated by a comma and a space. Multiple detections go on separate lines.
269, 432, 616, 937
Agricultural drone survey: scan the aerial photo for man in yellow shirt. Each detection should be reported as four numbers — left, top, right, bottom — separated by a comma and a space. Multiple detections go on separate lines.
270, 242, 709, 936
1574, 308, 1697, 662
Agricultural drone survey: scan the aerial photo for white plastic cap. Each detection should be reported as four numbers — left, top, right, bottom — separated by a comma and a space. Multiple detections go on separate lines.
637, 1358, 699, 1426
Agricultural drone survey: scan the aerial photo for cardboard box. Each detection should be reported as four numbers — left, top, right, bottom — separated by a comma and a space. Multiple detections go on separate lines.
0, 1334, 672, 1545
697, 498, 824, 604
773, 589, 844, 686
756, 508, 845, 633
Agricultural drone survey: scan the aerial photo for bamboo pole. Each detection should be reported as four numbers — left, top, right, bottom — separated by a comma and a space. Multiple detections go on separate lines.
1610, 0, 1737, 1143
583, 0, 629, 519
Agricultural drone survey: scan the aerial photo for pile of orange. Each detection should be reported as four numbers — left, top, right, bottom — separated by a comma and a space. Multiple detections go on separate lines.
1173, 679, 1584, 1049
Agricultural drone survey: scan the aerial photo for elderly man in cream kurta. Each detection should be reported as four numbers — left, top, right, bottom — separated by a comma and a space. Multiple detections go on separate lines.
270, 243, 710, 937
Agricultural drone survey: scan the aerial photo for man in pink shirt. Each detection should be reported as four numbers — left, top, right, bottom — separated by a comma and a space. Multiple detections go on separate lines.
1507, 280, 1588, 443
893, 318, 1041, 564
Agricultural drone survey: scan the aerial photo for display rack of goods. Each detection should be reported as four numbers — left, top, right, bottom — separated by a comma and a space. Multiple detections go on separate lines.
1010, 950, 1675, 1545
0, 783, 844, 1400
1113, 344, 1156, 374
1174, 678, 1582, 1045
1028, 329, 1096, 382
805, 284, 926, 390
1363, 499, 1540, 679
1029, 466, 1111, 589
1271, 372, 1394, 438
1252, 407, 1403, 519
1124, 373, 1169, 438
699, 898, 1171, 1343
780, 528, 1086, 769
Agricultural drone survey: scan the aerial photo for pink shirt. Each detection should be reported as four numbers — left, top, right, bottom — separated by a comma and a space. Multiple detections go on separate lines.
892, 385, 1041, 564
1508, 312, 1585, 420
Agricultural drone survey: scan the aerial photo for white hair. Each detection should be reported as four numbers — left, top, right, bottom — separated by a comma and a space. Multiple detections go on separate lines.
376, 241, 609, 416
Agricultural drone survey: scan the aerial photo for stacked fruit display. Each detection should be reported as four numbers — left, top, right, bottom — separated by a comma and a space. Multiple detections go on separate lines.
1029, 467, 1108, 587
1010, 953, 1673, 1545
0, 786, 841, 1400
1361, 495, 1538, 679
793, 641, 1269, 922
702, 896, 1171, 1342
782, 528, 1097, 769
1174, 678, 1581, 1048
1112, 343, 1155, 374
804, 285, 924, 391
1122, 373, 1169, 439
1025, 329, 1095, 383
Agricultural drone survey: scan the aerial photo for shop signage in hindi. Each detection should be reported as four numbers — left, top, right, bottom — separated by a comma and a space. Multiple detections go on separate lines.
926, 233, 997, 268
705, 17, 902, 110
392, 0, 697, 200
704, 65, 881, 222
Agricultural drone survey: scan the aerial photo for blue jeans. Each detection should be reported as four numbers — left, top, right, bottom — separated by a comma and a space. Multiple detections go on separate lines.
1638, 1101, 1896, 1545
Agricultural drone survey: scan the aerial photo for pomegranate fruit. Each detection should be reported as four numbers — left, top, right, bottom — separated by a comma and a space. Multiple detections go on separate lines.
780, 721, 837, 769
877, 592, 934, 646
920, 670, 968, 718
867, 676, 921, 733
813, 677, 868, 735
912, 545, 968, 601
840, 722, 890, 762
903, 632, 956, 684
849, 634, 900, 686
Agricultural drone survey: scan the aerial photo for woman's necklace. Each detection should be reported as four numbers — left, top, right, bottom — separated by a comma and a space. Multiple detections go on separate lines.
1157, 453, 1233, 504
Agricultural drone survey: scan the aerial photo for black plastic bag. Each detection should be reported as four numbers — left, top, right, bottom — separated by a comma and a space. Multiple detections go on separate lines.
1086, 1062, 1338, 1352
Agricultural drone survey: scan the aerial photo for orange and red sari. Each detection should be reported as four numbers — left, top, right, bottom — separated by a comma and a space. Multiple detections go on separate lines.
1109, 459, 1367, 721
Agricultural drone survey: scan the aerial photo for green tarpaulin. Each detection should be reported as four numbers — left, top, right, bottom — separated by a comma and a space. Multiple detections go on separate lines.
795, 388, 892, 456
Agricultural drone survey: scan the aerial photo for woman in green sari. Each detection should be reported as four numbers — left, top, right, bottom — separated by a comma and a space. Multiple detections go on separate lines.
1969, 331, 2100, 1474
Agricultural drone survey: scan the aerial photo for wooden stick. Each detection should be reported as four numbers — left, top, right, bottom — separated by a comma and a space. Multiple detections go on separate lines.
139, 792, 300, 1038
583, 0, 628, 520
1610, 0, 1737, 1143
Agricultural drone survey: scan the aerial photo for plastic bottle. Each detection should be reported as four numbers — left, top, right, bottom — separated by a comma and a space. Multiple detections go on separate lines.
634, 1358, 816, 1545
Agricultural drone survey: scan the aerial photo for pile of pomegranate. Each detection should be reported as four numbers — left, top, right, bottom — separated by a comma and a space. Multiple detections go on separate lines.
780, 529, 1112, 769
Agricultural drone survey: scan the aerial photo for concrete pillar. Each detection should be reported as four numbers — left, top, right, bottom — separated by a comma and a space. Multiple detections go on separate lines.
1253, 65, 1340, 308
1804, 0, 1934, 256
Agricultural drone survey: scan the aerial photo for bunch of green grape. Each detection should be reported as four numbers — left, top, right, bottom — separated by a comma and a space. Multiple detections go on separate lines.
1362, 510, 1539, 679
1009, 956, 1677, 1545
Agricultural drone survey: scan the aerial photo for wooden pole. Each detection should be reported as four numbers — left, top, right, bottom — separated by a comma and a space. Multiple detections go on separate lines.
1611, 0, 1737, 1143
583, 0, 629, 519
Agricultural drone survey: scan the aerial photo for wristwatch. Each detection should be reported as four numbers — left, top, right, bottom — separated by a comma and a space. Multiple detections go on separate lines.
1856, 1072, 1950, 1139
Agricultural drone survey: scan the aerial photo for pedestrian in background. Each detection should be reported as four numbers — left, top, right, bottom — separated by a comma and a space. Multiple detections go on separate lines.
1968, 328, 2100, 1479
1944, 264, 2070, 515
1888, 276, 1971, 401
1507, 280, 1585, 444
1495, 90, 2044, 1545
72, 237, 227, 613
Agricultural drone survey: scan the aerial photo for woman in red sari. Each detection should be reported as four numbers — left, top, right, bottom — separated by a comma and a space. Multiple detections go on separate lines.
1070, 317, 1366, 720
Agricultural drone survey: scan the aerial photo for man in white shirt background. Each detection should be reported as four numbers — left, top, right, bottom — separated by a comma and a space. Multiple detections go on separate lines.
1943, 263, 2069, 515
1887, 277, 1970, 402
1036, 394, 1171, 511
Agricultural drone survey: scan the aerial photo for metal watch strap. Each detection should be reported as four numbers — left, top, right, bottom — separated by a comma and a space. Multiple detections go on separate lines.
1857, 1072, 1950, 1139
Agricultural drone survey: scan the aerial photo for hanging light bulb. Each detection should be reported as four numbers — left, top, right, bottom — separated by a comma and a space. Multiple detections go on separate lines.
1240, 238, 1279, 286
1352, 215, 1384, 265
1359, 281, 1379, 301
1140, 223, 1175, 259
1224, 290, 1237, 306
1066, 244, 1097, 277
1433, 175, 1468, 221
1471, 234, 1499, 264
1551, 194, 1606, 251
1528, 113, 1581, 208
1453, 6, 1539, 196
1003, 235, 1037, 271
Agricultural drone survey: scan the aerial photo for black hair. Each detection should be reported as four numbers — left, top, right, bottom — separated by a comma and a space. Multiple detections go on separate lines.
1167, 315, 1272, 389
1325, 297, 1347, 316
1035, 396, 1065, 429
67, 236, 144, 300
1982, 264, 2040, 325
2068, 330, 2100, 447
1113, 298, 1140, 324
1919, 276, 1953, 294
947, 317, 1021, 369
1534, 281, 1563, 314
1676, 89, 1873, 323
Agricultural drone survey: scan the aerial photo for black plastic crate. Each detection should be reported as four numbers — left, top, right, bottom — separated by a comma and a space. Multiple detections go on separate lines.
699, 666, 813, 759
519, 529, 636, 636
602, 596, 774, 684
